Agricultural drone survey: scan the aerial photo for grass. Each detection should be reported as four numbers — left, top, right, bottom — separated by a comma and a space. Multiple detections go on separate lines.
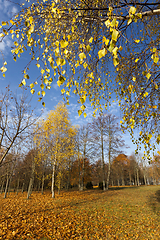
0, 186, 160, 239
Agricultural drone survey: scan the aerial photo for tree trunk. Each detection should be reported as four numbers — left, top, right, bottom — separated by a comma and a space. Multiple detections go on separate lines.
129, 171, 132, 186
143, 172, 147, 185
51, 162, 56, 198
1, 179, 4, 194
136, 168, 140, 186
153, 178, 156, 185
4, 174, 9, 199
117, 179, 120, 187
78, 155, 81, 191
121, 175, 125, 186
67, 161, 71, 190
106, 128, 111, 190
134, 169, 137, 186
58, 179, 61, 195
81, 156, 85, 191
106, 160, 111, 190
38, 181, 41, 192
41, 174, 44, 195
101, 127, 106, 191
21, 182, 25, 193
8, 174, 13, 196
27, 154, 35, 199
16, 178, 20, 195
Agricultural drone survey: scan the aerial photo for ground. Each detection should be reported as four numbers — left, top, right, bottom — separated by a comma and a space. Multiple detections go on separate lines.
0, 186, 160, 239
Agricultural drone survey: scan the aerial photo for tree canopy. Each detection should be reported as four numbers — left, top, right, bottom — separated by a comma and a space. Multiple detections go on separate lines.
0, 0, 159, 157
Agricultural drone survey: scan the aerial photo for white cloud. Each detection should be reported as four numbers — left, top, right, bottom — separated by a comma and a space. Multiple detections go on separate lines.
108, 101, 120, 115
52, 83, 58, 90
51, 96, 59, 101
38, 108, 50, 121
0, 1, 18, 54
0, 36, 12, 53
0, 0, 18, 17
4, 0, 10, 9
6, 39, 12, 47
0, 41, 6, 51
67, 101, 94, 126
11, 6, 18, 16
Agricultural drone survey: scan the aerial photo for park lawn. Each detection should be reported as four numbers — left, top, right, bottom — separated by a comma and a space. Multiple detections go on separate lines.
0, 186, 160, 240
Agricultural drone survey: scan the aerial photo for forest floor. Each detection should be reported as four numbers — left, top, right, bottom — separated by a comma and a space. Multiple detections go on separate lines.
0, 186, 160, 239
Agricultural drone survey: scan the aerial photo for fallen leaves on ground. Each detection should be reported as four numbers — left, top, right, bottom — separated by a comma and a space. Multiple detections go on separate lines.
0, 186, 160, 239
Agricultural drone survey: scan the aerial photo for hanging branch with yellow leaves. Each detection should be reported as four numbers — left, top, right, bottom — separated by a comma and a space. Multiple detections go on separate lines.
0, 0, 160, 158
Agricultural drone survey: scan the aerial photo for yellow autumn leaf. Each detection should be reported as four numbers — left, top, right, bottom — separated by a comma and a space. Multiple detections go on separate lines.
152, 105, 157, 109
86, 45, 91, 52
128, 84, 133, 93
60, 40, 68, 48
83, 62, 88, 69
129, 6, 136, 15
112, 47, 118, 56
135, 39, 140, 43
30, 83, 34, 89
104, 19, 110, 28
81, 105, 86, 111
61, 89, 65, 94
48, 56, 53, 63
56, 58, 61, 66
102, 36, 109, 46
98, 48, 106, 59
113, 57, 119, 66
30, 89, 35, 94
79, 52, 86, 61
28, 24, 34, 34
78, 110, 82, 116
64, 49, 68, 55
89, 37, 93, 43
44, 79, 48, 85
146, 73, 151, 79
84, 112, 87, 118
21, 79, 26, 86
41, 91, 45, 97
148, 134, 152, 139
112, 29, 119, 41
40, 84, 44, 90
0, 66, 7, 73
1, 21, 7, 26
41, 69, 45, 74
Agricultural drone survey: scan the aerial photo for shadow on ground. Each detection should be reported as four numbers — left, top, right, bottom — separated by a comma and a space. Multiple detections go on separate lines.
108, 186, 138, 191
148, 189, 160, 216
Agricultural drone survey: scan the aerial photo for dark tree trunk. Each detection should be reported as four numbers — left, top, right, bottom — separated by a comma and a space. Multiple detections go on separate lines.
27, 154, 35, 199
41, 174, 44, 195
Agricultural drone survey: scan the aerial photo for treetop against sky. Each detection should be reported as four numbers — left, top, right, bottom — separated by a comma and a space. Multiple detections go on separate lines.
0, 0, 159, 158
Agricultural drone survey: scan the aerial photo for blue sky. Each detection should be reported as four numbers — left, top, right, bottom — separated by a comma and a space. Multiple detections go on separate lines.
1, 0, 157, 158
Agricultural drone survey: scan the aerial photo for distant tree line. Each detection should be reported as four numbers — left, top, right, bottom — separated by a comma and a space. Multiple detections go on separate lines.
0, 102, 160, 199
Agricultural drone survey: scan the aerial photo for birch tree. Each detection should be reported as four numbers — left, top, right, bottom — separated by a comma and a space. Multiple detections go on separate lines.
91, 114, 126, 190
35, 102, 77, 198
77, 124, 94, 191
